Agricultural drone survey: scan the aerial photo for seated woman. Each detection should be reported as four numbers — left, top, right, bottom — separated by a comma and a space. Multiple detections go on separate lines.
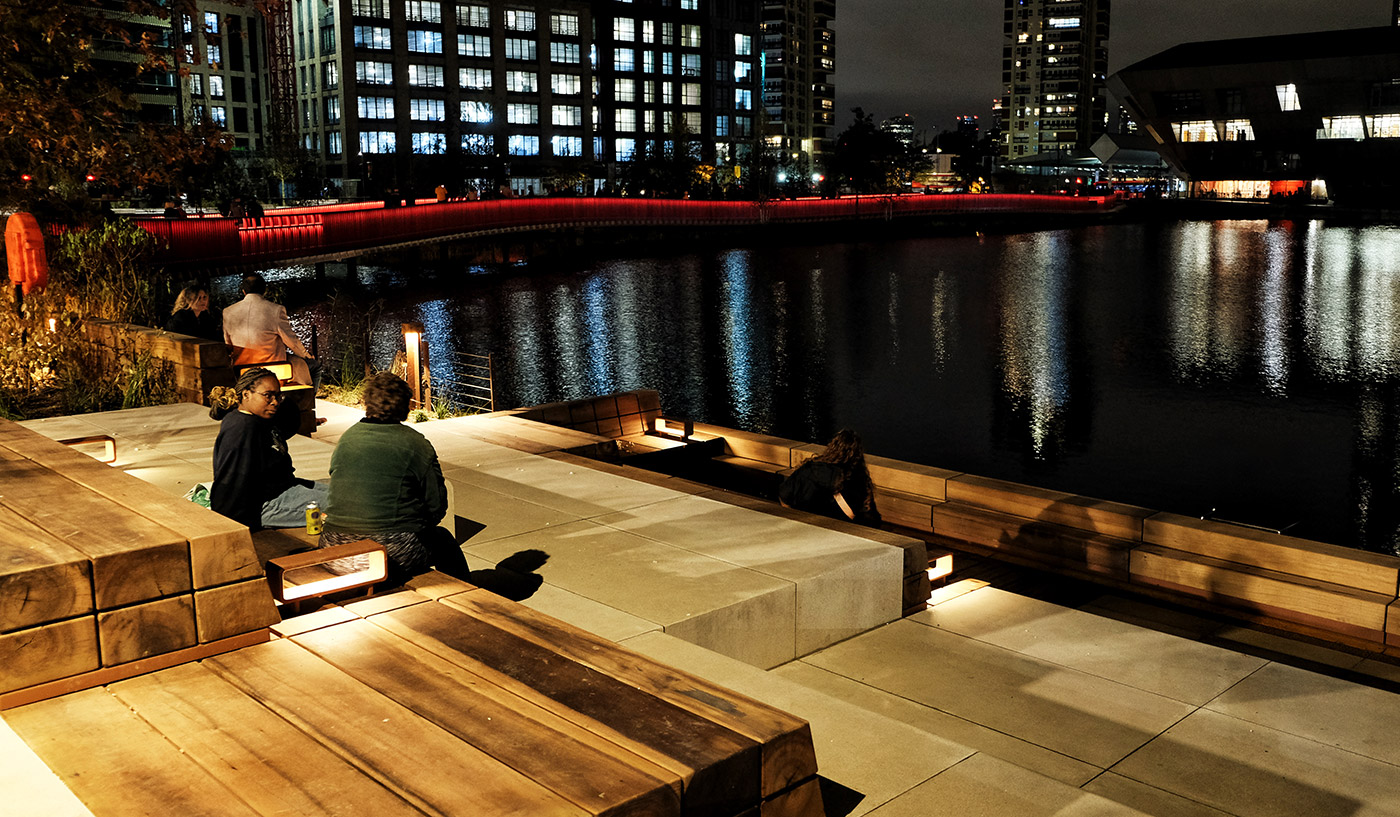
318, 372, 471, 583
209, 367, 327, 530
778, 428, 882, 525
165, 284, 221, 341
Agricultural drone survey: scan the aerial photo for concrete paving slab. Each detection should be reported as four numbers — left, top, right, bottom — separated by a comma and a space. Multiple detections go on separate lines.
916, 588, 1268, 705
1211, 625, 1369, 672
1111, 708, 1400, 817
445, 454, 683, 519
596, 495, 902, 655
864, 753, 1152, 817
1081, 772, 1236, 817
621, 631, 974, 817
1074, 593, 1228, 641
465, 520, 798, 667
1205, 661, 1400, 767
773, 661, 1102, 787
445, 476, 578, 546
802, 618, 1196, 769
517, 583, 662, 643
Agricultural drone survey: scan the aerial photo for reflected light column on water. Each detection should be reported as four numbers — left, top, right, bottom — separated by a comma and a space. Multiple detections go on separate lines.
1259, 225, 1293, 396
719, 250, 760, 429
998, 232, 1071, 460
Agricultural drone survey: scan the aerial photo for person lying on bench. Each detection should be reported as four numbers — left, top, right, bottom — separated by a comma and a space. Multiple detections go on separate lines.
317, 372, 471, 584
209, 367, 329, 530
778, 428, 882, 525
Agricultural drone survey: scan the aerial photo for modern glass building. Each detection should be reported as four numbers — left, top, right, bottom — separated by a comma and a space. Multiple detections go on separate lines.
1108, 26, 1400, 205
760, 0, 835, 170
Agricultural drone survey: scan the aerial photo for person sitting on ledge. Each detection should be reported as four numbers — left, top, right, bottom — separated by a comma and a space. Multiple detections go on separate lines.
164, 283, 221, 341
318, 372, 471, 584
778, 428, 882, 525
209, 367, 328, 531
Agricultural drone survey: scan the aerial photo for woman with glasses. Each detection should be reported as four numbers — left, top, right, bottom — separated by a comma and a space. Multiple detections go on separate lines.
208, 367, 328, 530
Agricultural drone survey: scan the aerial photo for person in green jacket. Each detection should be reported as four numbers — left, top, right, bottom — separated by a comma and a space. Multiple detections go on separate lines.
319, 372, 471, 583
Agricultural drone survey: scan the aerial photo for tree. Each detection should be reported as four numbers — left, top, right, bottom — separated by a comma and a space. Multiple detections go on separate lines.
0, 0, 231, 220
827, 108, 907, 194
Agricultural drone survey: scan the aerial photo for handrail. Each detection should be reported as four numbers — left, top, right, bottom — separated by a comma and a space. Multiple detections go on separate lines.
129, 194, 1120, 269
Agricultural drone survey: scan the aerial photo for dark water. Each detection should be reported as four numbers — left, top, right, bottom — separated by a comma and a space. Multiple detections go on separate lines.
239, 219, 1400, 554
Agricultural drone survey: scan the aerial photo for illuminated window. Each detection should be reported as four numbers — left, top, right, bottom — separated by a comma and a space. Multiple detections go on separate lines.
505, 71, 538, 92
210, 106, 226, 127
458, 5, 488, 27
1172, 121, 1217, 143
190, 73, 203, 95
1047, 17, 1080, 28
507, 103, 537, 124
615, 78, 636, 101
1222, 119, 1254, 141
615, 137, 636, 160
209, 74, 224, 98
642, 20, 655, 42
409, 64, 442, 87
356, 61, 392, 85
551, 42, 580, 63
551, 13, 579, 36
681, 25, 701, 48
615, 108, 637, 131
324, 62, 338, 88
404, 1, 440, 23
460, 67, 491, 89
204, 11, 219, 33
461, 100, 493, 123
508, 134, 539, 155
681, 83, 701, 105
360, 131, 395, 153
1275, 83, 1301, 111
412, 132, 446, 153
551, 74, 581, 94
351, 0, 387, 16
681, 53, 700, 76
358, 96, 395, 119
410, 99, 444, 121
504, 9, 535, 30
505, 38, 536, 60
552, 105, 582, 126
459, 34, 490, 57
407, 30, 442, 53
1317, 116, 1364, 140
354, 25, 391, 48
325, 97, 340, 124
328, 131, 342, 155
1368, 114, 1400, 138
735, 88, 751, 110
735, 33, 751, 56
615, 48, 635, 71
462, 133, 493, 153
614, 17, 635, 41
552, 135, 583, 156
684, 112, 701, 132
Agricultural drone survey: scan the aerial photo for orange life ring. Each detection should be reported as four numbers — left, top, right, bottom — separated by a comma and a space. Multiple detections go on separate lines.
5, 212, 48, 294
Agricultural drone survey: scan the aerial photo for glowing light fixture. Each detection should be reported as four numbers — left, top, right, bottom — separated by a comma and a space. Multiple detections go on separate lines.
266, 540, 389, 603
927, 553, 954, 582
402, 321, 425, 407
651, 416, 693, 441
59, 434, 116, 464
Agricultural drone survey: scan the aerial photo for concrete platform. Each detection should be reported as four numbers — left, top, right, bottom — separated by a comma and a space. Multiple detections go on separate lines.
9, 402, 1400, 817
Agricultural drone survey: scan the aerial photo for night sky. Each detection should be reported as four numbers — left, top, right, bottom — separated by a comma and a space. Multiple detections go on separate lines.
836, 0, 1389, 139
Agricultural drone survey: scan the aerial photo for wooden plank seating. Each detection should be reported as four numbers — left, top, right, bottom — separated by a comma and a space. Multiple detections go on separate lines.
0, 418, 277, 704
928, 502, 1137, 581
6, 581, 824, 817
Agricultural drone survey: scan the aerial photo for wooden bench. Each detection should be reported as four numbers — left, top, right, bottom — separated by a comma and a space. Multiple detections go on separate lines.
6, 577, 824, 817
0, 419, 277, 706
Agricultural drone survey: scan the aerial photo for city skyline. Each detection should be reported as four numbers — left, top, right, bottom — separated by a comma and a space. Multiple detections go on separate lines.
838, 0, 1388, 138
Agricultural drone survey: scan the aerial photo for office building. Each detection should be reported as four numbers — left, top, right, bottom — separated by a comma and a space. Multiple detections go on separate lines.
180, 2, 274, 152
288, 0, 762, 196
1108, 26, 1400, 205
1000, 0, 1110, 161
760, 0, 835, 166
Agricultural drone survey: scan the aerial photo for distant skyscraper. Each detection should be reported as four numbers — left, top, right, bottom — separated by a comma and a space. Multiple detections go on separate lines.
999, 0, 1110, 161
761, 0, 836, 163
880, 113, 915, 148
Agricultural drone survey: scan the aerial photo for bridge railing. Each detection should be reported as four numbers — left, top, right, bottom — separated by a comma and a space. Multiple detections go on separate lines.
132, 194, 1118, 268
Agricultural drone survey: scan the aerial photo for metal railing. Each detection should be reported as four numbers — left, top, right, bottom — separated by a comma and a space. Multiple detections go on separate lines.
434, 351, 495, 415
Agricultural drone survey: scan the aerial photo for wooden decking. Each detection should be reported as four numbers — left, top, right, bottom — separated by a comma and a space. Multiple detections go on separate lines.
7, 575, 821, 817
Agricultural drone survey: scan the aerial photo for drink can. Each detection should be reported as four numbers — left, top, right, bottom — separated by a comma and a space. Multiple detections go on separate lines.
305, 502, 323, 535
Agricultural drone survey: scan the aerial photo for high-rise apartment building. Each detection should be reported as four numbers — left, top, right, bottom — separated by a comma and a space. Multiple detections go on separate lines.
999, 0, 1110, 161
288, 0, 762, 195
179, 2, 272, 152
760, 0, 835, 165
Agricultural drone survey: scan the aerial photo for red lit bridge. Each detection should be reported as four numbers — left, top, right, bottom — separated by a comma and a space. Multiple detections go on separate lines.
136, 194, 1120, 269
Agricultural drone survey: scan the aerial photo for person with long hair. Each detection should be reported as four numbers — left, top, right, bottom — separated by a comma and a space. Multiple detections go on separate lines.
165, 284, 220, 341
208, 367, 327, 530
318, 372, 471, 582
778, 428, 881, 524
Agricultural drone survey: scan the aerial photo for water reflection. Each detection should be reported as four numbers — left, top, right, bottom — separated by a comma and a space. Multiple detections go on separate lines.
274, 219, 1400, 553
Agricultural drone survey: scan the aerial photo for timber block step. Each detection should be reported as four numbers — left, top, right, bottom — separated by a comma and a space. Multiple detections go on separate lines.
929, 502, 1134, 581
1131, 543, 1393, 644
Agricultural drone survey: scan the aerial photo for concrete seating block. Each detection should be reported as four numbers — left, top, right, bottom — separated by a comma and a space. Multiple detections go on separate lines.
1143, 513, 1400, 596
1131, 543, 1391, 642
664, 583, 797, 669
948, 474, 1152, 541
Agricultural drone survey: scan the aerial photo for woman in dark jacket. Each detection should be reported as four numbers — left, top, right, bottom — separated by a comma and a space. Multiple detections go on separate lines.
165, 284, 221, 341
778, 428, 881, 525
209, 367, 327, 530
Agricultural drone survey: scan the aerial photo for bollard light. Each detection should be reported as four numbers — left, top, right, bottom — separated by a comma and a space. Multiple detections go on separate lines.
402, 321, 424, 408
